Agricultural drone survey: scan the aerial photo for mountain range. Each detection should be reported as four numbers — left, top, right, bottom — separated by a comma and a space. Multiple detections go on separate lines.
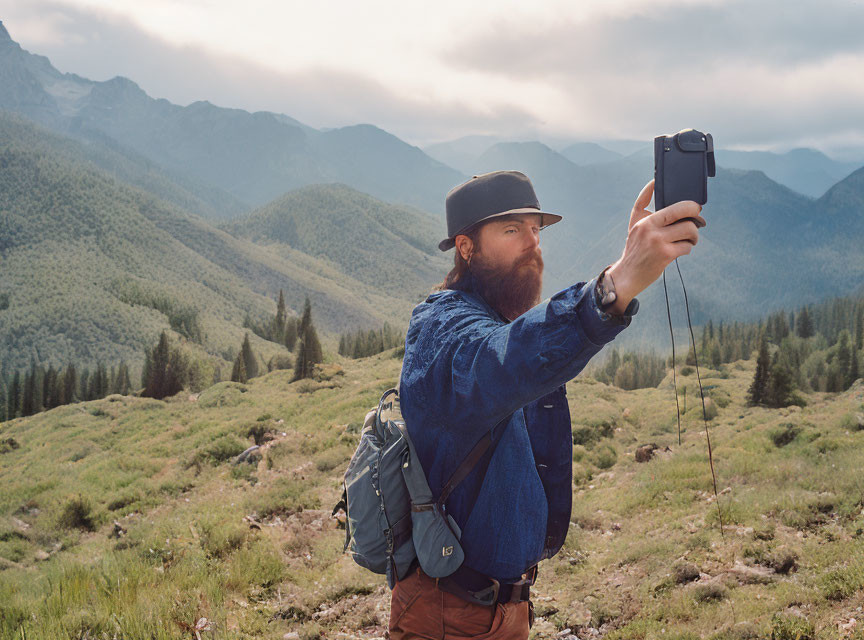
0, 18, 862, 373
0, 112, 445, 374
0, 20, 464, 217
426, 136, 862, 199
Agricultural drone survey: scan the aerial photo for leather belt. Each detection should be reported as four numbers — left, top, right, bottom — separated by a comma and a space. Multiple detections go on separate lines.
433, 563, 538, 607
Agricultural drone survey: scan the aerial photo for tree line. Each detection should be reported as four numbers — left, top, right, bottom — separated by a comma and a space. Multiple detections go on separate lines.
590, 293, 863, 403
0, 356, 132, 421
1, 289, 327, 413
338, 322, 404, 359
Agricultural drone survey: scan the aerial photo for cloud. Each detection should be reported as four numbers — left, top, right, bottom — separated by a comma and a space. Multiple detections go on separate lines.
441, 0, 864, 152
2, 0, 863, 156
443, 0, 864, 77
0, 1, 540, 144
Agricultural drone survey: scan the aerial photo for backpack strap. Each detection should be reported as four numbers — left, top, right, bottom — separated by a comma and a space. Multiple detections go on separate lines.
436, 418, 507, 510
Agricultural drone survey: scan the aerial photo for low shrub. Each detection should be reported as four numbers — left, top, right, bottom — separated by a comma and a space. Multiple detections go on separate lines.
770, 424, 800, 447
57, 494, 96, 531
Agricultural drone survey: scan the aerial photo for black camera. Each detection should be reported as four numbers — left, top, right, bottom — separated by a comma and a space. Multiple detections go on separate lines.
654, 128, 715, 223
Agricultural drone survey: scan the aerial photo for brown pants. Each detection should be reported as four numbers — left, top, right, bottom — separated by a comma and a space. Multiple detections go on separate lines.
388, 566, 534, 640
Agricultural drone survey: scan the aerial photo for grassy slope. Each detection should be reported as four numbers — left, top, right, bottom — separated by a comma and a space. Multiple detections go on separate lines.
0, 352, 863, 639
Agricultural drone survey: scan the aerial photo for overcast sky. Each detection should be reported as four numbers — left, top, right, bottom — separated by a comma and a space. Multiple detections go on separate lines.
2, 0, 864, 159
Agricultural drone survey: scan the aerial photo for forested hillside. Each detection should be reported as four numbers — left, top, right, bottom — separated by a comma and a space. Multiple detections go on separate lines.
219, 184, 448, 302
0, 115, 431, 377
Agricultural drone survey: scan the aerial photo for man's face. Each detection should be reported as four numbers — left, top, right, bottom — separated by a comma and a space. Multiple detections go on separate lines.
456, 213, 544, 320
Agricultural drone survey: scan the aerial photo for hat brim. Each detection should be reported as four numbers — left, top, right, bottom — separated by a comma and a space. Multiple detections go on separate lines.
438, 208, 563, 251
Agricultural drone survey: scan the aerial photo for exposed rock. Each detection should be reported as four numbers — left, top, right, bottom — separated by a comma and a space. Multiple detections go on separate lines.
110, 520, 127, 538
232, 445, 262, 465
673, 561, 701, 584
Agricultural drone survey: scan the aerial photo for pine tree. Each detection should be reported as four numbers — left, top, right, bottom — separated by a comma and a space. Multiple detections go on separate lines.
836, 331, 852, 387
22, 368, 35, 417
305, 322, 323, 365
79, 368, 90, 402
115, 361, 131, 395
9, 371, 21, 419
284, 317, 298, 352
241, 332, 259, 379
42, 365, 55, 410
293, 337, 310, 381
766, 357, 794, 407
747, 336, 770, 406
855, 306, 863, 350
61, 363, 78, 405
847, 347, 860, 388
231, 352, 248, 383
141, 350, 152, 390
293, 321, 324, 381
300, 296, 313, 335
685, 344, 697, 366
0, 373, 7, 422
273, 289, 287, 344
146, 333, 170, 399
797, 307, 815, 339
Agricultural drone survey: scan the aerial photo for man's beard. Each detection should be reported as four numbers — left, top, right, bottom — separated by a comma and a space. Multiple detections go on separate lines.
466, 249, 544, 321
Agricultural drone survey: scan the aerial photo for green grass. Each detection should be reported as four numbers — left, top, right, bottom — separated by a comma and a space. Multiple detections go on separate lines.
1, 354, 863, 638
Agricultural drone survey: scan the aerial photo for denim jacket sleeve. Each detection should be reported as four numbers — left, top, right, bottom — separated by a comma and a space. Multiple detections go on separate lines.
402, 274, 638, 437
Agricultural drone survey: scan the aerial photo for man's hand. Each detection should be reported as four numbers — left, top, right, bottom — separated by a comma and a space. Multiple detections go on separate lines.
606, 179, 705, 313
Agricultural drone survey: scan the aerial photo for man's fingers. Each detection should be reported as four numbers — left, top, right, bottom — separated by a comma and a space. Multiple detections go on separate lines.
660, 219, 701, 246
653, 200, 704, 227
629, 180, 655, 229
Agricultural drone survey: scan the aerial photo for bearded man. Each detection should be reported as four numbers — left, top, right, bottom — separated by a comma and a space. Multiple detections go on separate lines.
390, 170, 704, 639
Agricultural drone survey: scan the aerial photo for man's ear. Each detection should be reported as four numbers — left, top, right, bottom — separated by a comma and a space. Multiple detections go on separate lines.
455, 234, 473, 262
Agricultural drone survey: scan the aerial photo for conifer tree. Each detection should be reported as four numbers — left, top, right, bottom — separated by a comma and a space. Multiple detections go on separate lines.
856, 306, 863, 350
765, 356, 794, 407
293, 337, 311, 381
836, 331, 852, 384
141, 350, 152, 390
62, 363, 78, 405
241, 332, 259, 379
0, 373, 7, 422
747, 336, 770, 406
848, 347, 860, 388
9, 371, 21, 419
284, 317, 298, 352
143, 331, 184, 399
272, 289, 287, 343
293, 320, 324, 381
43, 365, 59, 410
685, 344, 697, 366
299, 296, 313, 335
797, 307, 815, 339
114, 361, 131, 395
22, 369, 35, 417
231, 352, 248, 383
79, 368, 90, 402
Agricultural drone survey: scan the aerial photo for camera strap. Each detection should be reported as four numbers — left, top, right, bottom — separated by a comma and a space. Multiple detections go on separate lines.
662, 259, 725, 539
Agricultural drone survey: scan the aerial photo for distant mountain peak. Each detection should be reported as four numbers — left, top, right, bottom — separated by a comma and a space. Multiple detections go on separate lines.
0, 20, 13, 42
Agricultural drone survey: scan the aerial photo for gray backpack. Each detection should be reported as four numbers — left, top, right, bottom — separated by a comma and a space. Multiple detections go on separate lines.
332, 388, 505, 589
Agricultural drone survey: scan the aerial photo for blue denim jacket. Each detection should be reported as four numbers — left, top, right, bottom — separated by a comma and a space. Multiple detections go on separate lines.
398, 273, 638, 582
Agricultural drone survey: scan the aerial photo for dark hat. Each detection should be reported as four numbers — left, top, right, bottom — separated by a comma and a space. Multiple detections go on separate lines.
438, 170, 562, 251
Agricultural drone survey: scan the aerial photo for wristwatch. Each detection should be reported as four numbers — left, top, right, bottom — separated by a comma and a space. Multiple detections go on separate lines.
595, 264, 618, 308
594, 264, 639, 323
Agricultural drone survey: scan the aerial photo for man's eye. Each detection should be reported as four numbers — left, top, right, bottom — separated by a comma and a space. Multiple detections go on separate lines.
505, 229, 516, 234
